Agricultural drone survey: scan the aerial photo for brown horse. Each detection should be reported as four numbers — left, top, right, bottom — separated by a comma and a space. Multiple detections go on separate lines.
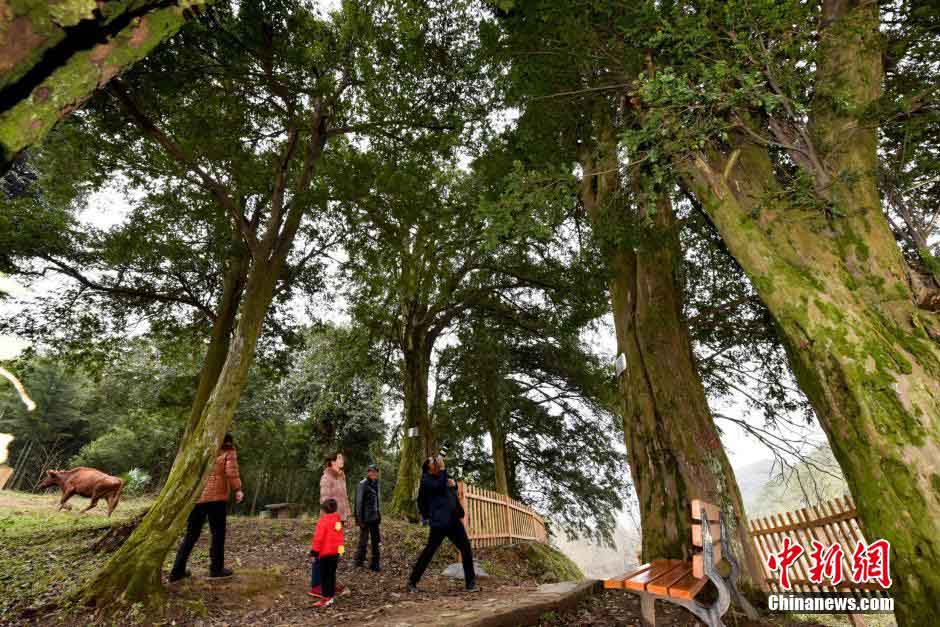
38, 467, 124, 516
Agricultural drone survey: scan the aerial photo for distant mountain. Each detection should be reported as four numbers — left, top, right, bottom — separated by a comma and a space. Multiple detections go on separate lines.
553, 521, 641, 579
735, 445, 848, 518
733, 457, 777, 512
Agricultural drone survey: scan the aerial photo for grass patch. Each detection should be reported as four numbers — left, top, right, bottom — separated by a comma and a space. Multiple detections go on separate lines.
0, 491, 154, 622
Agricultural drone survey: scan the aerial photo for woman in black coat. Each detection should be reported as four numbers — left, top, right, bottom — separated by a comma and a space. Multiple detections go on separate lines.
407, 455, 477, 592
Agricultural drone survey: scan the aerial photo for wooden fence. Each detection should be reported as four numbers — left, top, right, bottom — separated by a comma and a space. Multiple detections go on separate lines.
458, 482, 547, 548
749, 495, 888, 598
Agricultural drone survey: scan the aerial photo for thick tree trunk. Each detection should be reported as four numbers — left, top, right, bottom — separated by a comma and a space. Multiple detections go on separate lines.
78, 258, 280, 605
488, 411, 510, 496
388, 335, 434, 515
613, 202, 764, 589
0, 0, 212, 172
685, 140, 940, 625
676, 4, 940, 622
581, 124, 765, 591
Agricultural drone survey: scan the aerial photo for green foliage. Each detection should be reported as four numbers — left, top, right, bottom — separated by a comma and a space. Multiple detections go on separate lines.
222, 323, 390, 513
72, 411, 181, 481
0, 340, 193, 487
880, 4, 940, 280
0, 357, 94, 489
435, 315, 625, 544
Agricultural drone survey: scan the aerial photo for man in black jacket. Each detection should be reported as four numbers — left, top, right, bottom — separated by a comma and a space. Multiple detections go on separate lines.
408, 455, 477, 593
354, 464, 381, 571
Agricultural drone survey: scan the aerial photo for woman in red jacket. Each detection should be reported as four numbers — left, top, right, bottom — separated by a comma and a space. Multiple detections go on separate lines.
308, 498, 345, 607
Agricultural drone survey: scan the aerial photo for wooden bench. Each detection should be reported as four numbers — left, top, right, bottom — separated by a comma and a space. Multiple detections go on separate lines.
604, 499, 757, 626
264, 502, 304, 518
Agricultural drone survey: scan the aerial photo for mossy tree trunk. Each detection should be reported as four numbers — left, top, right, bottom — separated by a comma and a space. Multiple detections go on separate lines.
677, 3, 940, 621
179, 228, 250, 445
77, 94, 327, 607
0, 0, 212, 172
388, 329, 435, 515
581, 119, 765, 590
79, 258, 280, 603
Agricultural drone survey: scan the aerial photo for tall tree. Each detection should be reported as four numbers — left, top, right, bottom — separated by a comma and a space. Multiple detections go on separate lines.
486, 4, 766, 590
340, 152, 507, 514
0, 0, 214, 172
610, 2, 940, 620
63, 0, 483, 605
436, 315, 627, 543
341, 143, 607, 515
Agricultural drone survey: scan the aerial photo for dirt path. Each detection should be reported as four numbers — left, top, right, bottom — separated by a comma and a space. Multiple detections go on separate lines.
167, 516, 547, 625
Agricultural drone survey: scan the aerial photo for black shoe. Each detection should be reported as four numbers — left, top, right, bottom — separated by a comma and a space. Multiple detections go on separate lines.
465, 581, 480, 593
370, 565, 381, 573
168, 570, 191, 583
407, 582, 419, 593
208, 567, 234, 579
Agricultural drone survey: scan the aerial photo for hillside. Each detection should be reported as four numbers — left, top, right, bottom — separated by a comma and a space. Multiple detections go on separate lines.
552, 444, 850, 582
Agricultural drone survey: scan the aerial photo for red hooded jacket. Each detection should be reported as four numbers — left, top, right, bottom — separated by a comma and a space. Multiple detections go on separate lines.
310, 512, 345, 557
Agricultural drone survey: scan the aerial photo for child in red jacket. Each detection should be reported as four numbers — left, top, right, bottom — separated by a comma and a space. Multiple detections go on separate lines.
308, 498, 345, 607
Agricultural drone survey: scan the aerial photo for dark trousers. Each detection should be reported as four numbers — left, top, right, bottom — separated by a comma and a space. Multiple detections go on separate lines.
354, 521, 381, 567
310, 556, 321, 588
171, 501, 227, 576
409, 521, 475, 586
319, 555, 339, 598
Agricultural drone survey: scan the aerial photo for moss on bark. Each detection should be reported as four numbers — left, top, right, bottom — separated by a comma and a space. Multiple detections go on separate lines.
580, 117, 766, 591
388, 338, 434, 516
0, 0, 213, 171
681, 79, 940, 624
78, 255, 281, 607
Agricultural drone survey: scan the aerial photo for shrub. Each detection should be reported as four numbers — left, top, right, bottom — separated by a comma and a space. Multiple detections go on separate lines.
119, 468, 151, 496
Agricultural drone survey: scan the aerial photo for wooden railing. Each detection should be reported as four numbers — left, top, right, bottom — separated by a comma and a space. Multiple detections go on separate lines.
749, 495, 887, 598
458, 482, 547, 548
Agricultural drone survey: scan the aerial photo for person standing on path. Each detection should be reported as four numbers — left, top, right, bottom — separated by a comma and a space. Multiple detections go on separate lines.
354, 463, 381, 571
407, 455, 478, 593
170, 433, 244, 582
311, 452, 349, 596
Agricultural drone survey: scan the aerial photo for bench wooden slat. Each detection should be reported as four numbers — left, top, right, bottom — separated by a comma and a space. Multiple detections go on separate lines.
690, 499, 720, 522
668, 568, 710, 600
647, 562, 693, 595
603, 562, 653, 589
624, 559, 685, 591
692, 522, 721, 547
692, 544, 722, 578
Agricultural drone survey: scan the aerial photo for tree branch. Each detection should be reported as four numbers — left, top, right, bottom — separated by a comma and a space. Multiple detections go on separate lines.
107, 79, 260, 255
40, 255, 216, 320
